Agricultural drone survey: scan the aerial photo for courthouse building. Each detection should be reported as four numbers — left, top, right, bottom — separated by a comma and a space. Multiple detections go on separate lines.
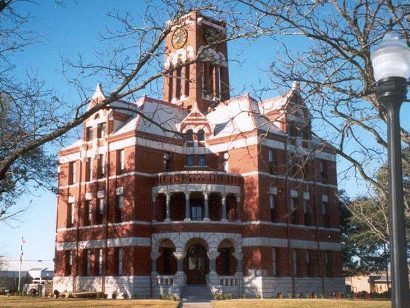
53, 11, 344, 298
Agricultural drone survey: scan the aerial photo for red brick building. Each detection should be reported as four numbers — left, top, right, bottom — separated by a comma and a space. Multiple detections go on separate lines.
53, 11, 344, 298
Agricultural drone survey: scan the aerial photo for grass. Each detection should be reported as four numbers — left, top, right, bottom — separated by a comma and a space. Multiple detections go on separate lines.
211, 299, 391, 308
0, 296, 179, 308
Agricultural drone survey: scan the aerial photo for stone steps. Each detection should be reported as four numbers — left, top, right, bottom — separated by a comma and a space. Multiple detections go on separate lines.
181, 285, 213, 303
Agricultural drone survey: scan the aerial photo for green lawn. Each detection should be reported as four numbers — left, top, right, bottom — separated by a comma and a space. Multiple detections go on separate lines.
212, 299, 390, 308
0, 296, 179, 308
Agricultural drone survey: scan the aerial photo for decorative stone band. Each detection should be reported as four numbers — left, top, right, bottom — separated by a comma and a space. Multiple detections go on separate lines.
56, 236, 151, 251
56, 219, 340, 233
242, 237, 341, 251
59, 134, 336, 164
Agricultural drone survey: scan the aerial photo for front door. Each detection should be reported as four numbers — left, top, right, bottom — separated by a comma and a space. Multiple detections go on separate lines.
185, 244, 209, 284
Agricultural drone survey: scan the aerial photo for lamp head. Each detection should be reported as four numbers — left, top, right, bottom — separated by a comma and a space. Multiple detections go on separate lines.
371, 31, 410, 82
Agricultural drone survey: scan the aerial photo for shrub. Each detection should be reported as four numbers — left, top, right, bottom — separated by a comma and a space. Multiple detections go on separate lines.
112, 292, 117, 299
53, 289, 60, 298
255, 294, 261, 299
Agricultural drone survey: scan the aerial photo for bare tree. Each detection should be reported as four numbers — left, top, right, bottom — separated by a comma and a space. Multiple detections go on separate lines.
237, 0, 410, 240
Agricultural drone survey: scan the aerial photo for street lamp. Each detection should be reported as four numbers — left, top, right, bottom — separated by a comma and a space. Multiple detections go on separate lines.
371, 31, 410, 308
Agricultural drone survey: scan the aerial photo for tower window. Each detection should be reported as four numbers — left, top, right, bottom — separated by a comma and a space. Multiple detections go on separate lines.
68, 161, 76, 185
97, 249, 103, 276
290, 197, 298, 224
303, 198, 310, 225
197, 129, 205, 141
292, 249, 298, 276
85, 157, 92, 182
198, 154, 206, 166
186, 154, 194, 166
67, 201, 74, 227
117, 149, 125, 174
115, 248, 123, 276
85, 249, 91, 276
268, 150, 277, 174
98, 154, 105, 178
176, 66, 182, 99
186, 129, 194, 141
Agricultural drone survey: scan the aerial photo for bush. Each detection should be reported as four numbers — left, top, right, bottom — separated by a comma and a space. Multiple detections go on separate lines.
122, 293, 129, 299
53, 289, 60, 298
112, 292, 117, 299
255, 294, 261, 299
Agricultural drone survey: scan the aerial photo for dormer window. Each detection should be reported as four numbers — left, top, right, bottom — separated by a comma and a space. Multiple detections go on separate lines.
186, 129, 194, 141
85, 127, 93, 141
197, 129, 205, 142
97, 123, 106, 138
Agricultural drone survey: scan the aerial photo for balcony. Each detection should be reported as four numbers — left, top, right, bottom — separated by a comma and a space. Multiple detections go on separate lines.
152, 171, 243, 223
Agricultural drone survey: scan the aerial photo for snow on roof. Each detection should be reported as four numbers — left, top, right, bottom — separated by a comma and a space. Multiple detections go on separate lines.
92, 83, 105, 100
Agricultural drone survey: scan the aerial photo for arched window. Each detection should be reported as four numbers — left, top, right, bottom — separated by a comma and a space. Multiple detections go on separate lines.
197, 129, 205, 141
186, 129, 194, 141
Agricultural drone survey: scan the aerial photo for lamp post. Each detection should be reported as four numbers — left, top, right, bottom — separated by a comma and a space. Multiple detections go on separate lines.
371, 31, 410, 308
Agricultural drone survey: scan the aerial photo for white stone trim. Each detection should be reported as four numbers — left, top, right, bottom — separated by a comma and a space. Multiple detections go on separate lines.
270, 187, 277, 195
85, 193, 92, 200
242, 171, 337, 188
303, 192, 310, 200
151, 232, 242, 253
242, 237, 341, 251
97, 190, 105, 198
322, 194, 329, 202
68, 195, 75, 203
55, 236, 151, 251
152, 183, 240, 195
56, 220, 151, 232
290, 190, 298, 198
116, 187, 123, 195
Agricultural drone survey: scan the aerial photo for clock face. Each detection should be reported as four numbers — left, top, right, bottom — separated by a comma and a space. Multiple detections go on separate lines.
204, 27, 222, 44
172, 28, 188, 49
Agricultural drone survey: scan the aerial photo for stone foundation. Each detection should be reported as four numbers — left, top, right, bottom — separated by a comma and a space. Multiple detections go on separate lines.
52, 276, 151, 298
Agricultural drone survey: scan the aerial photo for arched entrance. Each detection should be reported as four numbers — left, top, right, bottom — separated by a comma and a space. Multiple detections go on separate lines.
184, 242, 209, 285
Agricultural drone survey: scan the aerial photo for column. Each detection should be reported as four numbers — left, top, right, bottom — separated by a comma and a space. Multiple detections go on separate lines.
207, 251, 219, 285
221, 193, 227, 222
173, 251, 186, 294
203, 192, 210, 222
184, 192, 191, 222
150, 252, 160, 273
234, 251, 243, 274
236, 195, 241, 222
165, 193, 171, 222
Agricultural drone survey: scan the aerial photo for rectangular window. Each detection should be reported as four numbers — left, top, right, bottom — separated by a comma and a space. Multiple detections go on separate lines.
163, 152, 171, 172
290, 197, 298, 224
85, 200, 91, 226
97, 123, 106, 139
186, 154, 194, 166
85, 126, 93, 141
117, 150, 125, 174
322, 196, 330, 227
303, 199, 310, 226
97, 249, 103, 276
268, 150, 277, 174
85, 157, 92, 182
325, 251, 332, 277
96, 198, 104, 224
98, 154, 105, 177
198, 154, 206, 166
292, 249, 298, 276
306, 250, 313, 277
64, 250, 72, 276
116, 248, 123, 276
68, 161, 76, 185
269, 194, 277, 223
116, 194, 124, 222
86, 249, 91, 276
320, 160, 328, 182
67, 201, 74, 227
272, 248, 277, 276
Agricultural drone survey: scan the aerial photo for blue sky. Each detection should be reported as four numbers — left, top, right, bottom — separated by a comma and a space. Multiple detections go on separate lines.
1, 1, 409, 270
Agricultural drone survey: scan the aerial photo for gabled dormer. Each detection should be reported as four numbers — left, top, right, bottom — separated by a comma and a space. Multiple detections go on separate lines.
178, 103, 212, 143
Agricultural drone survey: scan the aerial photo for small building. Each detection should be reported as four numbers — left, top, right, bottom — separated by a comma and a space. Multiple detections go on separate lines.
345, 274, 390, 294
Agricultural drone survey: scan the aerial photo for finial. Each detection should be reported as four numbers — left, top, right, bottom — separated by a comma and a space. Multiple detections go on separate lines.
92, 83, 105, 100
291, 81, 300, 91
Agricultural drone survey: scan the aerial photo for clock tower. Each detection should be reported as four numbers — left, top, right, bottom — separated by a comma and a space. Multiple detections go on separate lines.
163, 11, 230, 112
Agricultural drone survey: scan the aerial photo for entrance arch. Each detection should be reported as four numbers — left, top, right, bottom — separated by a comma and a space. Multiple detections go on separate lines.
184, 239, 209, 285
